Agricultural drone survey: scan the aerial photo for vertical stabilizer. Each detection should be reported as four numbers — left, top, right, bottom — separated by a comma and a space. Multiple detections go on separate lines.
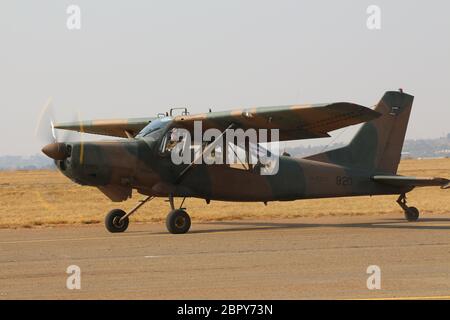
306, 91, 414, 174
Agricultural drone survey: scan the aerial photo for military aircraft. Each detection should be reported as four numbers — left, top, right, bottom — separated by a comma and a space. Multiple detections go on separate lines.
40, 90, 449, 234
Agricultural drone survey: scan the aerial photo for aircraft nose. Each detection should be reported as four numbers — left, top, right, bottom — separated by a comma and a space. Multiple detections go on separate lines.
42, 143, 71, 160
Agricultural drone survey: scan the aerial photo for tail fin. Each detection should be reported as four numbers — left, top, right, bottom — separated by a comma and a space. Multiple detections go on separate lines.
306, 90, 414, 174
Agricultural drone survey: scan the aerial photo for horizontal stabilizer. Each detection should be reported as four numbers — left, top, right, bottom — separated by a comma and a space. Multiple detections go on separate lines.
373, 175, 450, 189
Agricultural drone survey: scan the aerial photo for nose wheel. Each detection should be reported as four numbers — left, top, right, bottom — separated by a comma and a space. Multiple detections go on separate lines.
104, 196, 154, 233
105, 209, 129, 233
397, 194, 420, 222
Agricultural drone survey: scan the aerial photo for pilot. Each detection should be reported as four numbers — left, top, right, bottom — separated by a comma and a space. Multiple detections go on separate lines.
165, 128, 181, 152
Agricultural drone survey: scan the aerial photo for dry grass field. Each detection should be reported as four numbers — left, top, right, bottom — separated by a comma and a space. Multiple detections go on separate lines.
0, 158, 448, 229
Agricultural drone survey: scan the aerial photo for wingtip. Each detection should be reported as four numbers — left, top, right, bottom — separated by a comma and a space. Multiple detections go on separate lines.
53, 122, 80, 130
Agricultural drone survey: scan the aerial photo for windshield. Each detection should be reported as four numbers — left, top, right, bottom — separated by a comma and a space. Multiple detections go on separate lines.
136, 117, 172, 139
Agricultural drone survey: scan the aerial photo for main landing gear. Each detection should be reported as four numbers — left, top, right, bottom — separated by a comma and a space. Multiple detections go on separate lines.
166, 195, 191, 234
397, 193, 420, 222
104, 195, 192, 234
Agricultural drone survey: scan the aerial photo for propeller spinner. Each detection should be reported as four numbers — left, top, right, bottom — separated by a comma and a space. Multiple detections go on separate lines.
35, 97, 83, 162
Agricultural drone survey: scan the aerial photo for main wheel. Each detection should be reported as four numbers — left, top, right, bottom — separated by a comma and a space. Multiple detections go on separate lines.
404, 206, 419, 222
105, 209, 129, 233
166, 209, 191, 234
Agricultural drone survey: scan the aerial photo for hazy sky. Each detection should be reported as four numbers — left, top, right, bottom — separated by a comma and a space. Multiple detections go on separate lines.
1, 0, 449, 155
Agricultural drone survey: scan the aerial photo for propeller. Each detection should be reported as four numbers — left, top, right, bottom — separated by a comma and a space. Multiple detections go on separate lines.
35, 97, 84, 161
35, 97, 57, 145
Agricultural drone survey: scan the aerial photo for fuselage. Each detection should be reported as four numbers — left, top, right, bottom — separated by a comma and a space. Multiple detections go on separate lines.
57, 137, 409, 203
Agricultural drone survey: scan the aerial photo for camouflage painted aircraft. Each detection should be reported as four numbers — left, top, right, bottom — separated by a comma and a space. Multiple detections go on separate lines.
41, 90, 449, 234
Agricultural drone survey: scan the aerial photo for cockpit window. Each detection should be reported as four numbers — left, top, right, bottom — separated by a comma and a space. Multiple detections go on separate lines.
136, 117, 172, 139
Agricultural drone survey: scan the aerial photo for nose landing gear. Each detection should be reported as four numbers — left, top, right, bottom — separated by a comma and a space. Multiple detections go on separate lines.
105, 196, 154, 233
105, 209, 130, 233
397, 193, 420, 222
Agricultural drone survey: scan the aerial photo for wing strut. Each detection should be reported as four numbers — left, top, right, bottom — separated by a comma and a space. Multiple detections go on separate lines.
175, 123, 235, 184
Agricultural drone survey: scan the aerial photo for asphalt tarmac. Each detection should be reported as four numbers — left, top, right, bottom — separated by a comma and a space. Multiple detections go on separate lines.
1, 214, 449, 299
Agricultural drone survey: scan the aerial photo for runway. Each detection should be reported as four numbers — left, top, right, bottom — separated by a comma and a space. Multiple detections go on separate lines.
1, 214, 450, 300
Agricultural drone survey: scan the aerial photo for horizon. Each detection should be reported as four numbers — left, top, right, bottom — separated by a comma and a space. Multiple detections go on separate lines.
1, 132, 448, 159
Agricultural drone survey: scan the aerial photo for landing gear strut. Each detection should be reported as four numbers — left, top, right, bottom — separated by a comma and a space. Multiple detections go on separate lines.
397, 193, 420, 222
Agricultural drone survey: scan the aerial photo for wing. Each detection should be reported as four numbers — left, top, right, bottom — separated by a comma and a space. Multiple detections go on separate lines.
54, 117, 155, 138
373, 175, 450, 189
172, 102, 381, 141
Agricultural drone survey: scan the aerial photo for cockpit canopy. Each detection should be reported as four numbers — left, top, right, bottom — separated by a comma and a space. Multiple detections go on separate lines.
135, 116, 173, 140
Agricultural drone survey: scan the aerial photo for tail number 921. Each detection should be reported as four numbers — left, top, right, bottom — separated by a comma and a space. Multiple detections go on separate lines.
336, 176, 353, 186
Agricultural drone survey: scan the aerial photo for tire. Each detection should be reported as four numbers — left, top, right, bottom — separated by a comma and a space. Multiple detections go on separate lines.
404, 207, 419, 222
166, 209, 191, 234
105, 209, 129, 233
